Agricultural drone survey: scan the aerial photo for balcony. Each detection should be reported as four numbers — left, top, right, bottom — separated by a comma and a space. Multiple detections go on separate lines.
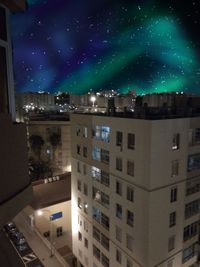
0, 114, 32, 227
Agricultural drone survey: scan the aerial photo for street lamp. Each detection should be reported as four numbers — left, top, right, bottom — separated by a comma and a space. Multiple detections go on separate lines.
37, 209, 54, 257
90, 95, 96, 107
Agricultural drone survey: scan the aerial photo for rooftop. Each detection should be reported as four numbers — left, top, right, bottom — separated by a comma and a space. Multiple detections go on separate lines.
31, 173, 71, 210
74, 106, 200, 120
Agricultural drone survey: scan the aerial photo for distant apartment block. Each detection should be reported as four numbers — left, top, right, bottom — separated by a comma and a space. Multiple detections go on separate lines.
71, 111, 200, 267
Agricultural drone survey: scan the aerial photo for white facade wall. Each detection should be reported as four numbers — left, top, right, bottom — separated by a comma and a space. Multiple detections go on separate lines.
71, 113, 200, 267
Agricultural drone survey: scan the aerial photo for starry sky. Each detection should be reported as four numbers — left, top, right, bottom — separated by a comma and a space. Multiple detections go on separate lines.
11, 0, 200, 95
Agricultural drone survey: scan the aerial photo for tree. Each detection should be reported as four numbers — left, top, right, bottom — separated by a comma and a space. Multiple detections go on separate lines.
49, 132, 61, 162
29, 134, 44, 161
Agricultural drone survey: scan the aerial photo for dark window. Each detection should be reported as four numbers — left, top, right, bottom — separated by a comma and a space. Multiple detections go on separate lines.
56, 226, 63, 237
116, 157, 122, 171
127, 210, 134, 227
116, 204, 122, 219
128, 133, 135, 150
116, 181, 122, 196
116, 131, 123, 147
0, 46, 9, 113
172, 134, 180, 150
127, 161, 134, 176
170, 187, 177, 202
0, 7, 7, 41
169, 212, 176, 227
127, 186, 134, 202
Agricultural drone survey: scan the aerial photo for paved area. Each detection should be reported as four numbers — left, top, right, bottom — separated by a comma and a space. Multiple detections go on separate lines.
14, 212, 63, 267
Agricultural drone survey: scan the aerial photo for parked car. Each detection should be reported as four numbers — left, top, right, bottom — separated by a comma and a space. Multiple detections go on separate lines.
11, 232, 26, 245
16, 242, 29, 252
4, 222, 17, 234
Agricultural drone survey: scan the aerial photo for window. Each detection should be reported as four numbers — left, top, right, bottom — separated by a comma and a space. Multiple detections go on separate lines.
84, 202, 88, 214
83, 127, 88, 138
188, 153, 200, 171
83, 146, 87, 158
116, 157, 123, 171
127, 161, 134, 176
128, 133, 135, 150
93, 245, 100, 261
91, 167, 109, 187
77, 180, 81, 191
0, 46, 9, 113
78, 231, 82, 241
186, 177, 200, 196
116, 131, 123, 147
127, 259, 133, 267
116, 249, 122, 264
101, 149, 109, 164
83, 183, 88, 195
185, 198, 200, 219
93, 187, 109, 208
85, 256, 89, 266
126, 234, 133, 251
84, 238, 88, 248
56, 226, 63, 237
167, 259, 173, 267
170, 187, 177, 202
93, 126, 110, 142
116, 204, 122, 219
77, 161, 81, 173
189, 128, 200, 145
93, 207, 101, 223
101, 253, 109, 267
101, 213, 109, 230
127, 210, 134, 227
92, 146, 101, 161
77, 144, 81, 155
116, 181, 122, 195
183, 221, 198, 241
84, 220, 88, 232
83, 164, 87, 175
169, 212, 176, 227
171, 160, 179, 177
115, 226, 122, 242
168, 236, 175, 252
182, 243, 195, 263
127, 186, 134, 202
93, 226, 100, 241
101, 233, 109, 250
0, 7, 7, 41
172, 133, 180, 150
76, 126, 81, 136
78, 198, 82, 209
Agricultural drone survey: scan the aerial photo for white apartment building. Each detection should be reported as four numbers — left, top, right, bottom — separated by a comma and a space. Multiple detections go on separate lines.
71, 112, 200, 267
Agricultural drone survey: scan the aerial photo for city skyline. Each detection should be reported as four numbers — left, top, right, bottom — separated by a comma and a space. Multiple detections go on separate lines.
12, 0, 200, 95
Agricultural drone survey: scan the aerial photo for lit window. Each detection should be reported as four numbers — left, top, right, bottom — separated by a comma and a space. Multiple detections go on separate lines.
172, 133, 180, 150
83, 127, 88, 138
78, 197, 82, 209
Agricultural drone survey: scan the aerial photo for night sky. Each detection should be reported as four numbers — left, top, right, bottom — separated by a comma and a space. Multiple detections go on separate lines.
11, 0, 200, 95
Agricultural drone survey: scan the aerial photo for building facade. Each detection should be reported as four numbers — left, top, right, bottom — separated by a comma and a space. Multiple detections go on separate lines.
0, 0, 32, 229
71, 113, 200, 267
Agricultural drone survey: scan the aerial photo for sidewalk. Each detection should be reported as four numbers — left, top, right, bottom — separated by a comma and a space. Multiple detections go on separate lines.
14, 212, 66, 267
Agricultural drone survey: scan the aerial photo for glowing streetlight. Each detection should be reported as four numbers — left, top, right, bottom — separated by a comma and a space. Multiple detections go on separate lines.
90, 95, 96, 107
37, 209, 54, 257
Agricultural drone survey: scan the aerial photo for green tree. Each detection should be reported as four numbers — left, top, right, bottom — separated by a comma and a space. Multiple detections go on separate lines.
49, 132, 61, 161
29, 134, 44, 161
